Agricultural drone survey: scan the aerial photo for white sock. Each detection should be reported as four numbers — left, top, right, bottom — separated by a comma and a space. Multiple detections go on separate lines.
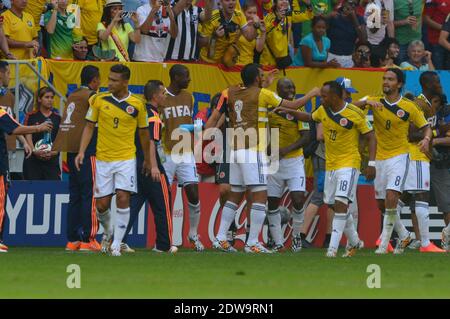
112, 207, 130, 249
415, 201, 430, 247
348, 199, 358, 229
329, 213, 347, 251
216, 201, 237, 241
96, 208, 112, 236
381, 208, 397, 248
188, 201, 201, 238
394, 200, 409, 239
291, 207, 304, 238
344, 213, 360, 247
247, 203, 267, 246
267, 208, 283, 246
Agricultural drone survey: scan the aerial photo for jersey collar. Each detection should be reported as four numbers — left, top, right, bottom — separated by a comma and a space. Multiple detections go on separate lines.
383, 95, 403, 106
110, 92, 131, 103
330, 102, 348, 116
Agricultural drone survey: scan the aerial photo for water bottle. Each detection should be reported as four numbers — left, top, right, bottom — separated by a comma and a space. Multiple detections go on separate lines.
42, 118, 53, 145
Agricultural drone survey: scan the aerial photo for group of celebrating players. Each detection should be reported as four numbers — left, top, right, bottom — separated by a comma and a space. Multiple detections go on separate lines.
12, 61, 447, 257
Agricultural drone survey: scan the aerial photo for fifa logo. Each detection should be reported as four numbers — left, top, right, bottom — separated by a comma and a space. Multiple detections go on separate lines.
234, 100, 243, 123
64, 102, 76, 124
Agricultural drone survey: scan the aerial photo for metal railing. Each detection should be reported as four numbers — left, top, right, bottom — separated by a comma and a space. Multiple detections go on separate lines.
8, 59, 67, 119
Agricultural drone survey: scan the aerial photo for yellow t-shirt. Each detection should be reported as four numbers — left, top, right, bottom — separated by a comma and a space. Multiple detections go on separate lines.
237, 35, 256, 66
199, 9, 248, 64
78, 0, 105, 45
24, 0, 46, 33
261, 13, 292, 67
85, 92, 148, 162
312, 103, 373, 171
269, 106, 310, 158
366, 95, 429, 161
97, 22, 133, 61
1, 10, 38, 60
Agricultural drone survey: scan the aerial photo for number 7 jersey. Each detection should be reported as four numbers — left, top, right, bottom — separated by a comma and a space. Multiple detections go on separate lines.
365, 96, 428, 161
312, 103, 373, 171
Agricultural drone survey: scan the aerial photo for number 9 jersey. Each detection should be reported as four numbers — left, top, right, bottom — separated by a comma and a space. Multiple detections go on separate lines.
85, 92, 148, 162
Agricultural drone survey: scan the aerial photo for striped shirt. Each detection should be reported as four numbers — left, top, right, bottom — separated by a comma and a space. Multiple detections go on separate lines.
166, 5, 203, 61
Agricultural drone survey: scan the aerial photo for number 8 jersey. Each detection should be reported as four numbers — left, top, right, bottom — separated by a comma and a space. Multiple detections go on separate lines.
365, 96, 428, 160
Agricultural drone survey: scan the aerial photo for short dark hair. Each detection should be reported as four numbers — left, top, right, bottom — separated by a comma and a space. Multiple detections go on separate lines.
144, 80, 164, 101
311, 16, 327, 28
0, 61, 9, 72
169, 64, 188, 81
323, 81, 344, 98
419, 71, 438, 88
241, 63, 261, 87
110, 64, 131, 80
81, 65, 100, 87
385, 68, 405, 84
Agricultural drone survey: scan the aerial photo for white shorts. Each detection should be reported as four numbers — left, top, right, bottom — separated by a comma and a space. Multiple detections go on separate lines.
95, 159, 137, 198
268, 156, 306, 198
163, 152, 199, 186
324, 168, 359, 205
374, 153, 409, 199
229, 149, 268, 188
404, 159, 430, 193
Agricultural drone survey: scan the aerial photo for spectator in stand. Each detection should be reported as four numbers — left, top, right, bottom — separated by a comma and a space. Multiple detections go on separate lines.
326, 0, 367, 68
400, 39, 435, 70
199, 0, 257, 66
352, 41, 372, 67
166, 0, 212, 61
364, 0, 394, 50
97, 0, 141, 62
44, 0, 78, 60
1, 0, 39, 59
393, 0, 424, 63
293, 16, 339, 67
0, 9, 15, 59
72, 37, 90, 60
260, 0, 313, 68
383, 36, 400, 65
439, 13, 450, 65
299, 0, 337, 40
424, 0, 450, 70
236, 0, 265, 65
23, 87, 61, 180
370, 44, 398, 68
133, 0, 177, 62
77, 0, 105, 53
24, 0, 46, 35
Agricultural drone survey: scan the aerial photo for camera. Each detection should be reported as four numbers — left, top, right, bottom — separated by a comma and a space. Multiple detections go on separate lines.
358, 49, 369, 61
221, 21, 239, 34
253, 21, 260, 29
120, 11, 134, 19
44, 2, 55, 12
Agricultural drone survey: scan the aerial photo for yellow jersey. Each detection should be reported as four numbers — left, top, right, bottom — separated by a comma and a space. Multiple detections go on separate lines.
24, 0, 46, 33
366, 95, 429, 161
312, 103, 373, 171
85, 92, 148, 162
237, 34, 256, 66
1, 10, 38, 60
268, 106, 309, 158
261, 6, 313, 66
409, 94, 437, 162
77, 0, 105, 45
199, 9, 248, 64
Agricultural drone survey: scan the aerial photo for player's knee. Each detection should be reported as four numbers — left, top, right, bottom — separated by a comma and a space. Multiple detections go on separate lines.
334, 197, 349, 212
291, 193, 305, 210
184, 183, 199, 204
267, 197, 280, 211
385, 191, 399, 208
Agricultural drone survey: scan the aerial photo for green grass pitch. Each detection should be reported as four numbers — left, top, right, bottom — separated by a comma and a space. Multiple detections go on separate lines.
0, 247, 449, 298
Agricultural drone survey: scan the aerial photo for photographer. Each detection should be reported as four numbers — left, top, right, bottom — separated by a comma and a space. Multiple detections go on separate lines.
199, 0, 256, 66
326, 0, 367, 68
352, 42, 372, 68
134, 0, 177, 62
260, 0, 314, 68
97, 0, 141, 62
